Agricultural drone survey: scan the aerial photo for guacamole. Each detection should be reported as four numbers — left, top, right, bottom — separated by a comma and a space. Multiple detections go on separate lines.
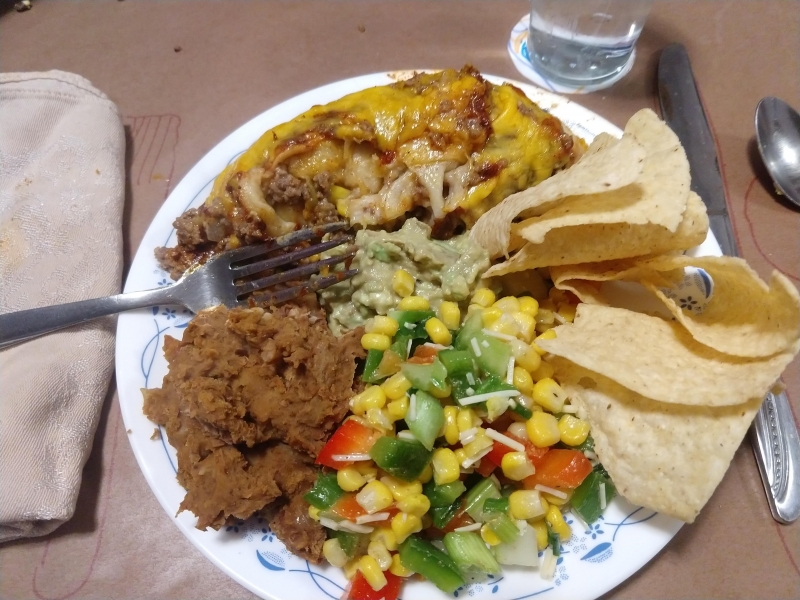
320, 219, 490, 335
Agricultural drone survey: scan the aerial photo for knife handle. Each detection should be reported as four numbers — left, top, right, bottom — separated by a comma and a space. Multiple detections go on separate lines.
750, 389, 800, 524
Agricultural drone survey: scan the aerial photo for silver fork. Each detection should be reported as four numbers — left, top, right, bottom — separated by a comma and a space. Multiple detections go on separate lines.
0, 222, 357, 350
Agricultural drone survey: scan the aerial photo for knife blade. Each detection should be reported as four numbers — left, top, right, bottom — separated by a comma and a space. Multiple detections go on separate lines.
657, 43, 800, 524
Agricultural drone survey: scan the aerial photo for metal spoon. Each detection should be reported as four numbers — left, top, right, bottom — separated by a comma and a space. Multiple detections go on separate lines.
755, 97, 800, 208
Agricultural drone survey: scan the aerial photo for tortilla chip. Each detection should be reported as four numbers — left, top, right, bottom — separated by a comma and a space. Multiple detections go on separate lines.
550, 256, 800, 358
554, 359, 761, 523
538, 304, 797, 406
643, 256, 800, 358
512, 110, 690, 246
483, 191, 708, 278
469, 134, 646, 258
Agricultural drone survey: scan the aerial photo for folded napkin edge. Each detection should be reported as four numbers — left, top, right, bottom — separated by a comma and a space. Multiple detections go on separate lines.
1, 70, 117, 108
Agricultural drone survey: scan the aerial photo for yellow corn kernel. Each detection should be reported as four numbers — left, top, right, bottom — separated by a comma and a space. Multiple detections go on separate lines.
558, 414, 591, 446
308, 505, 321, 521
516, 344, 542, 373
546, 505, 571, 540
356, 480, 394, 514
454, 448, 469, 467
335, 197, 349, 218
492, 296, 520, 313
429, 382, 451, 399
432, 447, 460, 485
358, 555, 388, 591
367, 407, 393, 432
424, 317, 452, 345
530, 360, 555, 382
509, 489, 547, 520
370, 527, 398, 552
538, 494, 550, 516
532, 329, 557, 355
443, 406, 459, 445
542, 490, 572, 507
488, 314, 519, 337
380, 476, 422, 501
397, 295, 430, 311
389, 553, 414, 577
512, 311, 536, 343
471, 288, 496, 308
350, 386, 387, 415
322, 538, 349, 568
391, 512, 422, 544
463, 429, 493, 458
361, 333, 391, 351
337, 466, 367, 492
526, 411, 561, 448
557, 303, 577, 323
397, 493, 431, 518
438, 301, 461, 330
535, 308, 555, 326
501, 451, 536, 481
418, 462, 433, 484
368, 315, 400, 337
512, 366, 534, 396
518, 296, 540, 317
457, 408, 477, 432
227, 234, 241, 249
531, 519, 549, 550
480, 523, 502, 546
386, 396, 409, 421
354, 461, 378, 481
368, 540, 393, 571
392, 269, 415, 298
481, 306, 503, 327
343, 559, 359, 580
330, 184, 350, 201
532, 378, 567, 413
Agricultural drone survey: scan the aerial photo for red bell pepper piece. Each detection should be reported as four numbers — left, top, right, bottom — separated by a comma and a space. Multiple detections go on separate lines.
343, 571, 402, 600
331, 494, 368, 521
317, 419, 382, 469
522, 449, 592, 490
484, 432, 549, 470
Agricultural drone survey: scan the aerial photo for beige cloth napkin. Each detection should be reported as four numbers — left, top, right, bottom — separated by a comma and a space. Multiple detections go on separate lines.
0, 71, 124, 542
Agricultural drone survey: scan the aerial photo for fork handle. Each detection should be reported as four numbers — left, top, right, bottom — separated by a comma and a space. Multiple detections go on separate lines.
0, 285, 180, 350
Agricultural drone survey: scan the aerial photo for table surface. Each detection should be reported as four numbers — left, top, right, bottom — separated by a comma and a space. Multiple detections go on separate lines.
1, 1, 798, 599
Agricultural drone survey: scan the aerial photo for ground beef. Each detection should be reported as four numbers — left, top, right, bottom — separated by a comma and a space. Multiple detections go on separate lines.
142, 304, 365, 561
156, 168, 343, 280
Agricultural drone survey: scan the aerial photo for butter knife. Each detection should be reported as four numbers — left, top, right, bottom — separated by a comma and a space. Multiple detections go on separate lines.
657, 43, 800, 524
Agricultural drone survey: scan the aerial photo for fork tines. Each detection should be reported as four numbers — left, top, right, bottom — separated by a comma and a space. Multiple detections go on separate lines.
224, 222, 358, 306
242, 269, 359, 307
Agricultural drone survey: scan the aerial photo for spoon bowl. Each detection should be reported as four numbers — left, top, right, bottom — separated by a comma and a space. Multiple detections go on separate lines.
755, 97, 800, 208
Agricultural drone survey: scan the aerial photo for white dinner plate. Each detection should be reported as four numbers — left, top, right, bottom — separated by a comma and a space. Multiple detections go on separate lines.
116, 72, 701, 600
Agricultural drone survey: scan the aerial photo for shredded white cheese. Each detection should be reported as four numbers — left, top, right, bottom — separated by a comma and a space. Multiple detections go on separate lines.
482, 328, 516, 342
453, 522, 482, 532
599, 483, 607, 510
553, 312, 566, 324
337, 519, 374, 534
458, 389, 520, 406
485, 428, 525, 452
406, 339, 413, 357
506, 356, 516, 385
481, 340, 490, 348
465, 387, 475, 396
405, 322, 417, 329
408, 393, 417, 422
540, 548, 557, 580
355, 512, 391, 525
397, 430, 417, 441
461, 445, 493, 469
330, 453, 372, 462
535, 484, 568, 500
560, 404, 579, 414
466, 372, 476, 386
459, 427, 478, 445
470, 337, 482, 357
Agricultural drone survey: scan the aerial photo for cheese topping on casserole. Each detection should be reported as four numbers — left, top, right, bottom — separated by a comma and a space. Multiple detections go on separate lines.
156, 67, 584, 278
